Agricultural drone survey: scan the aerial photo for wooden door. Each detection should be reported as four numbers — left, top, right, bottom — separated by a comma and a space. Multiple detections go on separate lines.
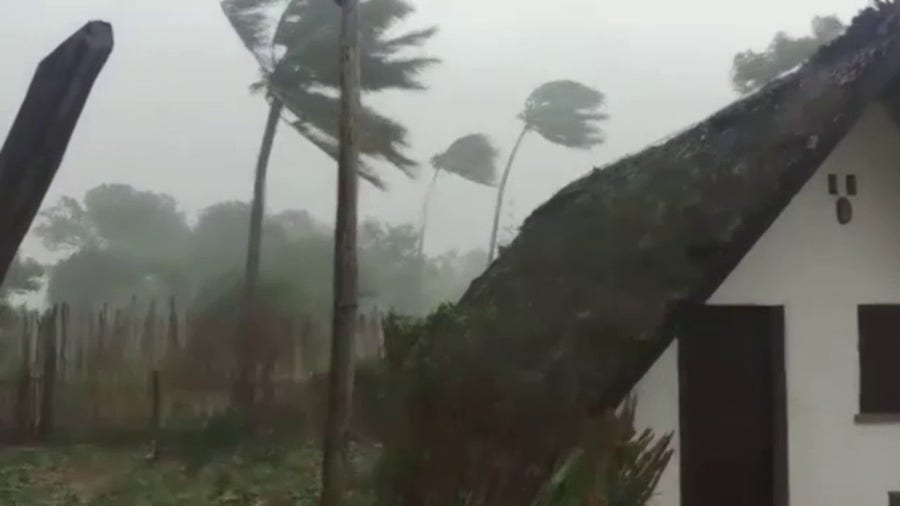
679, 305, 787, 506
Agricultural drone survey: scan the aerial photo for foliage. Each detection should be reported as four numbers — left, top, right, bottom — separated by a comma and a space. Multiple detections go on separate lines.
37, 184, 483, 315
375, 308, 672, 505
431, 134, 499, 187
0, 442, 325, 505
731, 15, 845, 94
36, 184, 190, 259
1, 256, 43, 302
222, 0, 439, 185
531, 399, 672, 506
521, 81, 608, 149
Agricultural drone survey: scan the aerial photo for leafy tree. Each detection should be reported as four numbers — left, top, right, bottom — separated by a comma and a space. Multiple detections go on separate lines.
731, 15, 845, 94
36, 185, 192, 308
35, 184, 190, 260
488, 80, 608, 264
0, 256, 43, 303
419, 134, 498, 259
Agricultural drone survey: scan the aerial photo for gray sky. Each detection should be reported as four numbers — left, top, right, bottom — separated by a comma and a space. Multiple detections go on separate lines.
1, 0, 868, 259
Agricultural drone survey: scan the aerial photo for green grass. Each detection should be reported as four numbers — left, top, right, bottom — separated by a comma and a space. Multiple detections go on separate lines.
0, 441, 326, 505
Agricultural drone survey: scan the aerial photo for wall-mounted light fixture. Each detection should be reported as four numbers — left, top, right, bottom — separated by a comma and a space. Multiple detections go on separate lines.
829, 173, 857, 225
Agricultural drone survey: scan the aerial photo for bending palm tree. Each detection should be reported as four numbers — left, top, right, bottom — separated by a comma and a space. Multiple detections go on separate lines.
487, 80, 608, 265
221, 0, 437, 408
419, 134, 498, 259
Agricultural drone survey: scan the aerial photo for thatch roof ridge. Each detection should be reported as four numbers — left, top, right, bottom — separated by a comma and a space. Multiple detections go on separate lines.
452, 2, 900, 411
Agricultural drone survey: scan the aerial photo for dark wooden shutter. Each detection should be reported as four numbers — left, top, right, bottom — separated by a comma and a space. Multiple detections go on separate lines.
858, 305, 900, 414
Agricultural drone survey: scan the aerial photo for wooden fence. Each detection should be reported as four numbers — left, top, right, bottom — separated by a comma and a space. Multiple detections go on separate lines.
0, 299, 384, 438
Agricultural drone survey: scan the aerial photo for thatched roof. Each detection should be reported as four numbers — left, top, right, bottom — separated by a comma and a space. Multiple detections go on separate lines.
453, 3, 900, 411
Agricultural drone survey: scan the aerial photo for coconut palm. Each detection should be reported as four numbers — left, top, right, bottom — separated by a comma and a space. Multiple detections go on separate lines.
418, 134, 498, 259
221, 0, 437, 407
487, 80, 608, 265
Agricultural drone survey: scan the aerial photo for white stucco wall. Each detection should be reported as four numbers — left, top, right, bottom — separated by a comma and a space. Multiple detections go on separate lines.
632, 103, 900, 506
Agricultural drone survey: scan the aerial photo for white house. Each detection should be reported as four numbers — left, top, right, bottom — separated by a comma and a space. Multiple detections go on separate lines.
628, 6, 900, 506
456, 4, 900, 504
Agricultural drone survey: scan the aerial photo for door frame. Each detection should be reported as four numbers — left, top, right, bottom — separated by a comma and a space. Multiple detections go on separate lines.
677, 304, 788, 506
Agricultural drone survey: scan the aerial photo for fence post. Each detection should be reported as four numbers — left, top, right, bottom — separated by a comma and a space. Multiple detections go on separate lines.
149, 369, 160, 461
59, 304, 68, 381
38, 306, 58, 438
15, 311, 32, 438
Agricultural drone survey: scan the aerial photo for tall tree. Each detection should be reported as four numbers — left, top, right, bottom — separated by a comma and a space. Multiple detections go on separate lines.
221, 0, 437, 408
731, 15, 845, 94
487, 80, 608, 264
320, 0, 361, 503
35, 185, 191, 309
0, 256, 43, 304
419, 134, 498, 259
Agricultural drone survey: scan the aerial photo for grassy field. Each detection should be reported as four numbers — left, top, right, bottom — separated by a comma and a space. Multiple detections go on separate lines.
0, 440, 350, 505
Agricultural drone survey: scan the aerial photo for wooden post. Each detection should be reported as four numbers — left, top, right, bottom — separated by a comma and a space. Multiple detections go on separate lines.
15, 311, 32, 438
38, 306, 58, 438
0, 22, 113, 280
167, 296, 179, 355
59, 303, 68, 380
321, 0, 361, 503
148, 369, 160, 461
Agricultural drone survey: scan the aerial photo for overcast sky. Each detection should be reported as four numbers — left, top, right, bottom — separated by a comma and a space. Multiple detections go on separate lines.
1, 0, 869, 259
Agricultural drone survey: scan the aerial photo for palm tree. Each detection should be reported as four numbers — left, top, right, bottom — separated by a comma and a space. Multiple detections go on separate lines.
487, 80, 608, 265
221, 0, 437, 407
418, 134, 498, 259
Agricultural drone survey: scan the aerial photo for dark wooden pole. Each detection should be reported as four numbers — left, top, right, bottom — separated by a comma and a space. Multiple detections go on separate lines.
321, 0, 361, 503
15, 311, 32, 438
149, 369, 161, 461
38, 306, 58, 438
0, 22, 113, 280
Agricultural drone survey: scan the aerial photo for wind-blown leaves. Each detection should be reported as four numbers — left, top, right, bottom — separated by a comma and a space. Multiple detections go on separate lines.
221, 0, 285, 70
223, 0, 438, 182
273, 0, 439, 92
431, 134, 499, 187
521, 80, 608, 149
279, 86, 419, 186
731, 15, 845, 94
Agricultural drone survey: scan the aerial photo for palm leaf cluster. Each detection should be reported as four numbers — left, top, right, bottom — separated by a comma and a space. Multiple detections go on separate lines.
521, 80, 608, 149
431, 134, 499, 187
222, 0, 439, 186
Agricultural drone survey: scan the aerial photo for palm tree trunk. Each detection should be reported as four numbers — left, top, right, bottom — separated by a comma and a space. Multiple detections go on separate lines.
414, 168, 441, 314
487, 125, 530, 265
417, 168, 442, 260
321, 0, 361, 504
234, 97, 283, 410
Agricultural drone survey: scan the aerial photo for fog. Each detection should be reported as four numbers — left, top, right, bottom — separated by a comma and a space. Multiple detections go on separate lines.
2, 0, 866, 259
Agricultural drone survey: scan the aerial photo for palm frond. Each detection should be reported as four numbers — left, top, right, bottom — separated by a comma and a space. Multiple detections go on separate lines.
220, 0, 285, 70
431, 134, 498, 187
521, 80, 608, 149
223, 0, 436, 181
278, 86, 416, 182
378, 26, 440, 53
290, 120, 387, 189
273, 0, 438, 92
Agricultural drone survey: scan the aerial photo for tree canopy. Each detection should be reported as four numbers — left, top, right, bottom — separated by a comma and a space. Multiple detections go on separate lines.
35, 184, 483, 318
731, 15, 845, 94
222, 0, 439, 185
